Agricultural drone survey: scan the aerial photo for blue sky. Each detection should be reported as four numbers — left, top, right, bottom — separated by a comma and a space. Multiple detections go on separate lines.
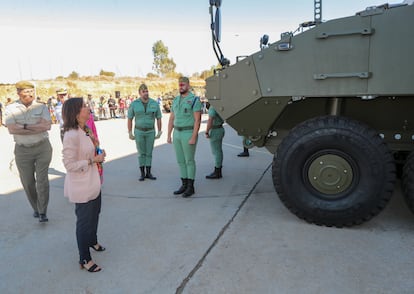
0, 0, 398, 83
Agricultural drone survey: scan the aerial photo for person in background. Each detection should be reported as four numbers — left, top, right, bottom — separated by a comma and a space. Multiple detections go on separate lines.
118, 97, 126, 118
54, 87, 68, 141
205, 103, 224, 179
98, 96, 107, 120
237, 146, 250, 157
202, 99, 207, 114
86, 94, 96, 118
128, 84, 162, 181
108, 95, 117, 119
125, 95, 132, 112
62, 98, 106, 273
47, 97, 57, 124
4, 80, 52, 222
167, 77, 202, 197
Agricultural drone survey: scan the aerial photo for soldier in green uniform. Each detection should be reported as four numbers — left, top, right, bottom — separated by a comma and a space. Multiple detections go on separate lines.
167, 77, 202, 197
205, 104, 225, 179
128, 84, 162, 181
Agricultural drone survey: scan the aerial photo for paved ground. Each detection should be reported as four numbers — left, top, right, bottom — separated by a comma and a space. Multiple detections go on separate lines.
1, 114, 414, 294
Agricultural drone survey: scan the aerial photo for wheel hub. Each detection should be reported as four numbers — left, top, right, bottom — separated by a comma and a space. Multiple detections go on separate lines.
307, 154, 353, 196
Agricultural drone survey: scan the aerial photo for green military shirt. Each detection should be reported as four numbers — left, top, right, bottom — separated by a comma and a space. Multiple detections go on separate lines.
208, 106, 224, 126
128, 98, 162, 128
171, 92, 202, 128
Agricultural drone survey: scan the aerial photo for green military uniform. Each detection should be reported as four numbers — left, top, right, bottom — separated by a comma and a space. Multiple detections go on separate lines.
128, 98, 162, 169
171, 92, 202, 180
207, 106, 225, 168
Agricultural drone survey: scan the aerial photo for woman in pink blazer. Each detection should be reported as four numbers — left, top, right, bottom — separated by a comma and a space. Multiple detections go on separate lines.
62, 98, 106, 273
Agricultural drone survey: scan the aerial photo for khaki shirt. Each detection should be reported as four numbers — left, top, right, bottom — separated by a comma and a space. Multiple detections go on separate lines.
4, 100, 51, 145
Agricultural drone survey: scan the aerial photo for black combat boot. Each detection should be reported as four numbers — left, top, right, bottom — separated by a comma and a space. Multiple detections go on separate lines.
145, 166, 156, 180
182, 179, 195, 198
173, 178, 187, 195
206, 167, 222, 179
139, 166, 145, 181
237, 148, 249, 157
217, 167, 222, 178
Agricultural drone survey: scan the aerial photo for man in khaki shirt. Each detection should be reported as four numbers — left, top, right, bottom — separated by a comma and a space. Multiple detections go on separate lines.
4, 81, 53, 223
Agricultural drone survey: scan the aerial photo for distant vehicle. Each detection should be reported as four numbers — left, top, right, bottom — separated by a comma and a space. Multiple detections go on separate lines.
206, 1, 414, 227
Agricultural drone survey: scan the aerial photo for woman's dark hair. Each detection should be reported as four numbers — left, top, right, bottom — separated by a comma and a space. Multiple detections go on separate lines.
62, 97, 84, 132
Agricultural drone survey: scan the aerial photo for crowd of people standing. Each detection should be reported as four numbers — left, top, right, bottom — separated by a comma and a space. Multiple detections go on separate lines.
45, 94, 137, 123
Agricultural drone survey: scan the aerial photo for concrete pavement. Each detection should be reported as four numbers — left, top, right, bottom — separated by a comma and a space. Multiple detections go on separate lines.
1, 114, 414, 294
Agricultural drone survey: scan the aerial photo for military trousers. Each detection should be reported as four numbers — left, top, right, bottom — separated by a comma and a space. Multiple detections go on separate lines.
14, 139, 52, 214
209, 127, 225, 168
173, 129, 197, 179
134, 129, 155, 167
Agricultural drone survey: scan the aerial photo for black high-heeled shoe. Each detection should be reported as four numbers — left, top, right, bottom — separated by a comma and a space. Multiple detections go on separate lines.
90, 244, 106, 252
79, 260, 101, 272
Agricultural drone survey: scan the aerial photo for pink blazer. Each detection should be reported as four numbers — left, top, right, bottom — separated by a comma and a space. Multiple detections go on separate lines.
62, 128, 101, 203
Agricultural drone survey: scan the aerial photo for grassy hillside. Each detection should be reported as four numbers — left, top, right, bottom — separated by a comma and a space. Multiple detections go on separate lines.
0, 76, 206, 104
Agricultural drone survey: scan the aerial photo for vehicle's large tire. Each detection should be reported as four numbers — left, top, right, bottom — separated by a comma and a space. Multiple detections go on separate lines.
272, 116, 396, 227
402, 151, 414, 214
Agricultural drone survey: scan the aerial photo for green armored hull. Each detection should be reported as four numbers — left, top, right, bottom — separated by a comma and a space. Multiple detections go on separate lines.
206, 1, 414, 227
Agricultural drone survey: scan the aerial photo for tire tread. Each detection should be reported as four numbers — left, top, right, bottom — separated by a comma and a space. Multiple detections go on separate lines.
273, 116, 396, 227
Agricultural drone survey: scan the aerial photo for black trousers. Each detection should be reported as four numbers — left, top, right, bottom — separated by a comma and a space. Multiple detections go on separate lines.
75, 192, 101, 263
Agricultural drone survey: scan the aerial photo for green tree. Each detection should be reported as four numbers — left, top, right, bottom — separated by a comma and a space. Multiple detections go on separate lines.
99, 69, 115, 77
200, 65, 218, 80
146, 72, 159, 79
67, 71, 79, 79
152, 40, 176, 77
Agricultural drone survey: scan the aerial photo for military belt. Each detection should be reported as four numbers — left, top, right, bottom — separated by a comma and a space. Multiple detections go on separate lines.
16, 138, 48, 148
211, 124, 223, 129
174, 126, 193, 131
135, 126, 154, 131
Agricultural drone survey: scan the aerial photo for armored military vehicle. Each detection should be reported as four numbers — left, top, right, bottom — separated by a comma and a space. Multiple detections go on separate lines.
206, 0, 414, 227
